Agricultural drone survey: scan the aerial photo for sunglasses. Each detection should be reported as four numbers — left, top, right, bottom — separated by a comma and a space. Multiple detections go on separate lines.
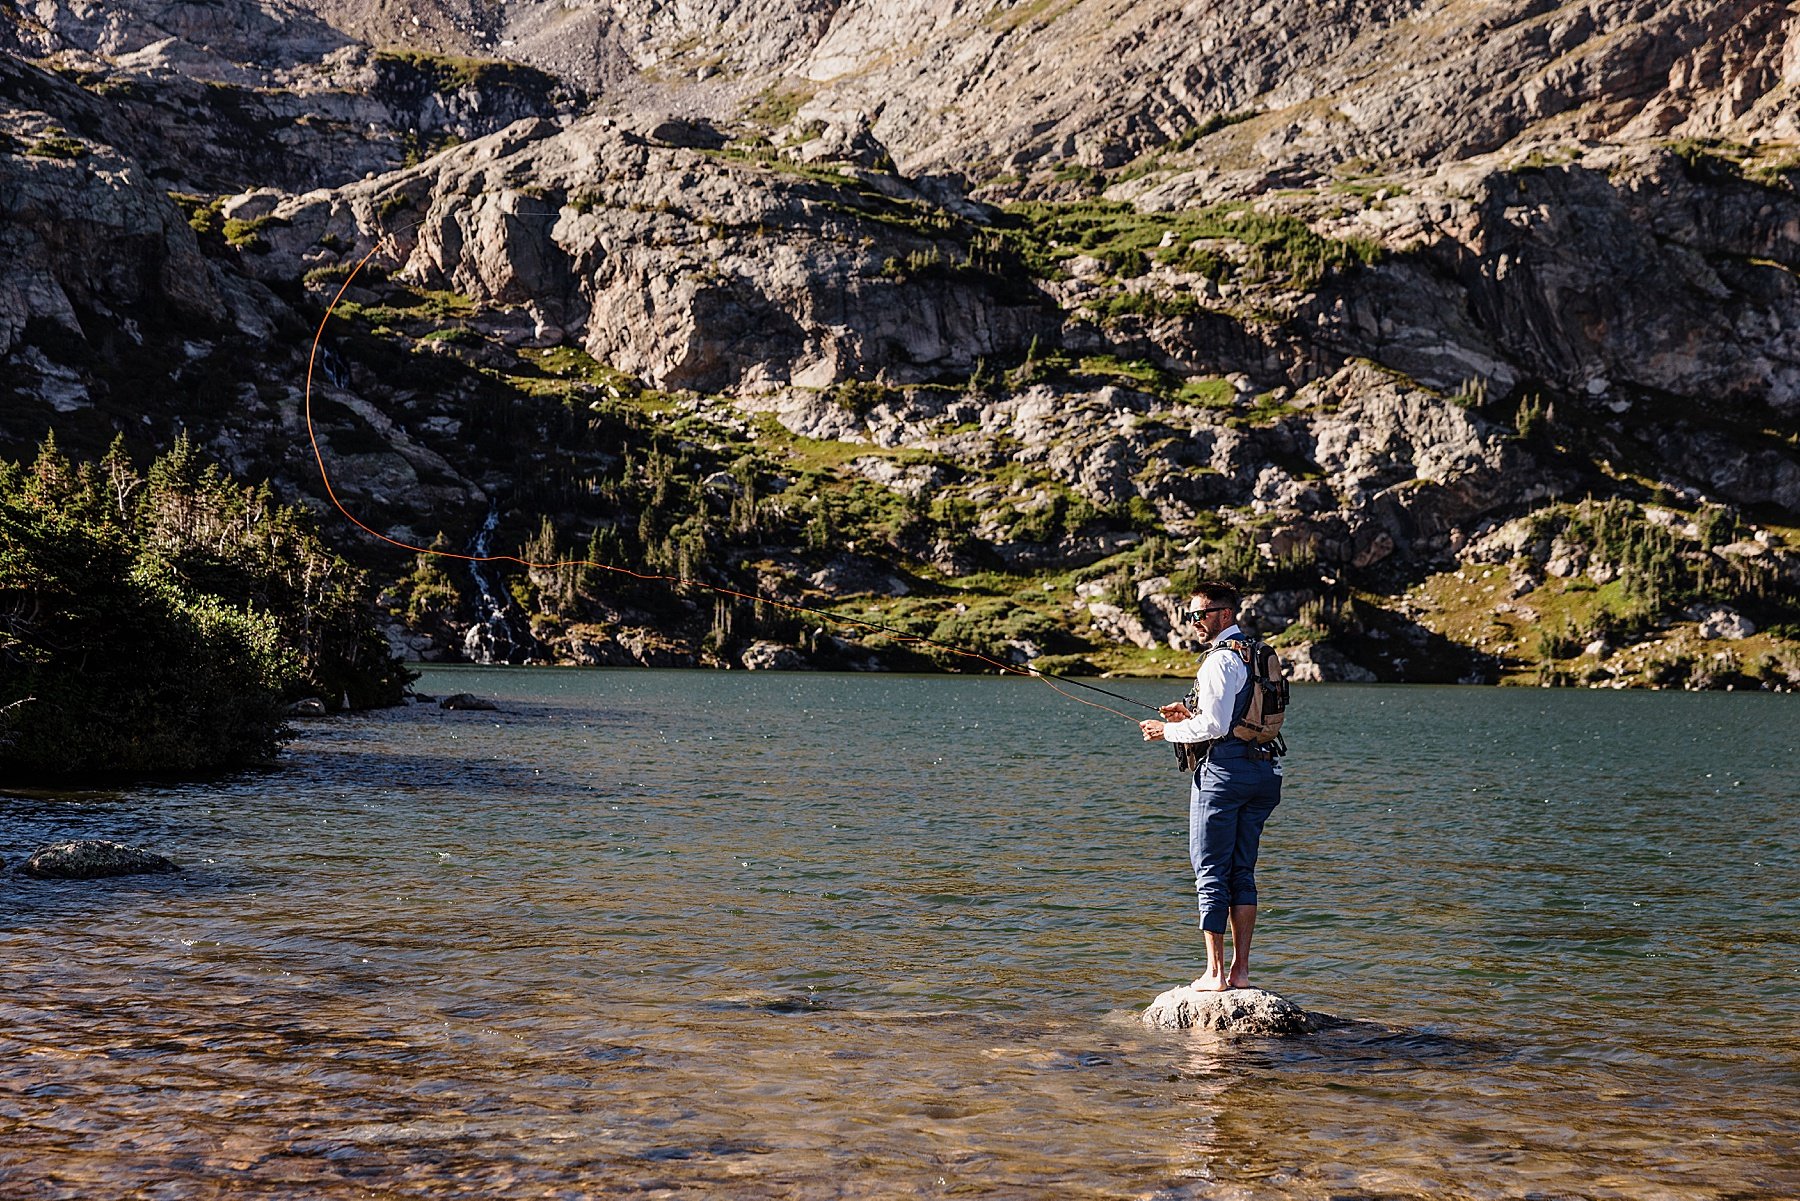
1183, 604, 1232, 623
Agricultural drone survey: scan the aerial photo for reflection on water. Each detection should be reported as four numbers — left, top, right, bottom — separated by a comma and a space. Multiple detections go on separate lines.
2, 669, 1797, 1198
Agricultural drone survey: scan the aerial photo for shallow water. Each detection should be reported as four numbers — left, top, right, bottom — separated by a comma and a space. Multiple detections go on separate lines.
3, 669, 1797, 1199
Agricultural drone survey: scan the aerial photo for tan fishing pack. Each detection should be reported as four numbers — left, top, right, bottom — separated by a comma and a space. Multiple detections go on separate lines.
1171, 637, 1290, 770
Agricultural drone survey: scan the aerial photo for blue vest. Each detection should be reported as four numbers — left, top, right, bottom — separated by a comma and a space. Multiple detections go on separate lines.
1210, 642, 1258, 756
1178, 643, 1256, 765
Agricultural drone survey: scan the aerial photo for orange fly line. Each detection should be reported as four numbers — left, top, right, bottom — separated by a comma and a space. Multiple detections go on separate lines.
304, 235, 1155, 723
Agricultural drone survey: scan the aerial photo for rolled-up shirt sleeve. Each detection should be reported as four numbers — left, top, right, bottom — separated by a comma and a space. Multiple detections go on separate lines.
1163, 644, 1247, 743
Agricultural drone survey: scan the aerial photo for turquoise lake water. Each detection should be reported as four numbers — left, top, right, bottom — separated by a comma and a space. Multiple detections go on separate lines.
3, 669, 1797, 1198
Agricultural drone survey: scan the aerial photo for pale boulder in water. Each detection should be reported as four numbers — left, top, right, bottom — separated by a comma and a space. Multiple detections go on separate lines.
1140, 985, 1318, 1036
22, 840, 181, 880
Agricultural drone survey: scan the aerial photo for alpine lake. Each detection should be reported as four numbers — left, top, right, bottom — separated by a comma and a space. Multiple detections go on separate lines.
3, 669, 1796, 1199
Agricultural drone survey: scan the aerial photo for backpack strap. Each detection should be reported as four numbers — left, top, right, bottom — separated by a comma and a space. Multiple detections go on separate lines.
1211, 636, 1256, 668
1202, 638, 1258, 747
1216, 637, 1289, 759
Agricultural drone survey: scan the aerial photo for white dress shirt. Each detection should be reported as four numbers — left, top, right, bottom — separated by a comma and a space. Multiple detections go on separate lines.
1162, 623, 1249, 744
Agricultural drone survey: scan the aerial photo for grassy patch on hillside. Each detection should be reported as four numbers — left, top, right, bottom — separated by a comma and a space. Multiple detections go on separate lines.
372, 49, 558, 103
1409, 496, 1800, 687
24, 133, 87, 159
746, 84, 817, 127
711, 138, 858, 186
1176, 377, 1236, 408
998, 199, 1381, 288
222, 213, 286, 251
332, 285, 478, 331
983, 0, 1081, 34
1086, 290, 1206, 322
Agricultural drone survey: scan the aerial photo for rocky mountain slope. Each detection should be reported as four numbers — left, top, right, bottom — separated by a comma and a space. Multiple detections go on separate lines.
290, 0, 1800, 181
3, 0, 1798, 689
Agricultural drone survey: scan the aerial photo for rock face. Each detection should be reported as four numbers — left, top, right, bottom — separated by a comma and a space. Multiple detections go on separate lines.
274, 0, 1800, 184
1281, 642, 1380, 685
244, 112, 1054, 393
1141, 984, 1319, 1036
10, 0, 351, 68
1693, 605, 1756, 640
3, 0, 1798, 687
22, 840, 181, 880
1, 37, 570, 198
1323, 149, 1800, 417
0, 68, 222, 362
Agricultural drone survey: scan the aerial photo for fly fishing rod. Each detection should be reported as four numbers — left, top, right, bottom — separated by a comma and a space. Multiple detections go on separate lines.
305, 227, 1165, 722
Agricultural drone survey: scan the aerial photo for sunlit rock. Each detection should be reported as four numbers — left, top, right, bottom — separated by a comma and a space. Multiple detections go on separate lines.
1691, 605, 1755, 640
741, 641, 804, 670
1141, 985, 1318, 1036
1280, 642, 1377, 684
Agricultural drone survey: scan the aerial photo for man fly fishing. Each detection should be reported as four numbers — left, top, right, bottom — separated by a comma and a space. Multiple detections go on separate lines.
1137, 580, 1288, 992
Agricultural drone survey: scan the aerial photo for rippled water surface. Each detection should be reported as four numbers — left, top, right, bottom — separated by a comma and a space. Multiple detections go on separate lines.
4, 669, 1797, 1199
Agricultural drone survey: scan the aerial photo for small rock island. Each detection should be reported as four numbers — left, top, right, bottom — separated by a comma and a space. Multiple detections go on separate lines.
1141, 984, 1321, 1036
21, 840, 182, 881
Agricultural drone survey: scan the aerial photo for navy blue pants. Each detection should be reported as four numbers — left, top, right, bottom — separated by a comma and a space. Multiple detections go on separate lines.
1188, 744, 1282, 933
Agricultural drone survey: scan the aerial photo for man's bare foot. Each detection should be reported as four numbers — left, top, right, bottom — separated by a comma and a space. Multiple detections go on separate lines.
1190, 970, 1229, 993
1226, 966, 1251, 990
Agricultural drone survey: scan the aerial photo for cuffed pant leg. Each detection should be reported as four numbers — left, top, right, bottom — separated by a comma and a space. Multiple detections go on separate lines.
1189, 770, 1243, 934
1226, 771, 1280, 909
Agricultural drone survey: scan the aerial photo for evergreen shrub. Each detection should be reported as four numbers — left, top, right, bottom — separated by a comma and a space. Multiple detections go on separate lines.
0, 434, 410, 780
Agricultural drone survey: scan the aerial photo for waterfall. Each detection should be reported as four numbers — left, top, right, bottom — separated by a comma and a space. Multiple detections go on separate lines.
462, 506, 532, 664
317, 343, 350, 390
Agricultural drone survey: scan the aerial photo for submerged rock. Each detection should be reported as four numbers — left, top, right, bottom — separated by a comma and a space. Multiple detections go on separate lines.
439, 693, 499, 711
1140, 985, 1318, 1036
22, 840, 180, 880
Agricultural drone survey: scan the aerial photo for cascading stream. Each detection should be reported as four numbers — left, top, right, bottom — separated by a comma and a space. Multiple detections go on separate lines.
462, 505, 534, 664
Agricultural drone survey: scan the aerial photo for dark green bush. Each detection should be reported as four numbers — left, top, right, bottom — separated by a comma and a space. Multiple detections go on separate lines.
0, 493, 293, 777
1534, 619, 1582, 660
1204, 527, 1317, 592
0, 434, 411, 780
1515, 393, 1551, 443
394, 538, 463, 627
